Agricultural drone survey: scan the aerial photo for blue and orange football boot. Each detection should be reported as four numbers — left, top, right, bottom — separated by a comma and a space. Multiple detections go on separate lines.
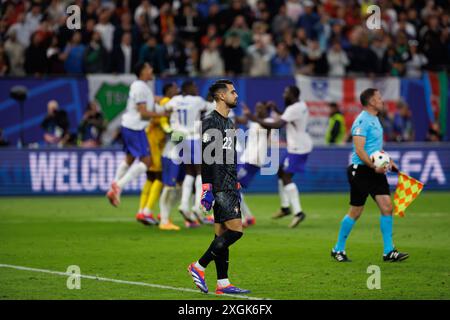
188, 263, 208, 293
215, 284, 251, 295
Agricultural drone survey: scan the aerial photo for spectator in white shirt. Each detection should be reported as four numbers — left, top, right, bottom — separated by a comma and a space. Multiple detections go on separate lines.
94, 10, 115, 53
405, 40, 428, 78
47, 0, 66, 23
247, 34, 275, 76
286, 0, 304, 22
7, 13, 31, 48
25, 3, 43, 35
134, 0, 159, 34
4, 30, 25, 76
392, 12, 417, 39
327, 40, 349, 76
200, 37, 224, 76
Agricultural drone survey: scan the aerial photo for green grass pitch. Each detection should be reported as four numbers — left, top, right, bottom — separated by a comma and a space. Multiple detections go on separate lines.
0, 192, 449, 300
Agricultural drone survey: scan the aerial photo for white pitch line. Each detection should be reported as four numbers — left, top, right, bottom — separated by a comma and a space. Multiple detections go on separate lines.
0, 263, 270, 300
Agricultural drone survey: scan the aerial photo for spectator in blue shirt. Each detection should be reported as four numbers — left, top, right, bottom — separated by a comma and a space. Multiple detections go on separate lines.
138, 34, 164, 74
271, 42, 295, 76
392, 101, 414, 142
297, 1, 320, 39
62, 32, 85, 74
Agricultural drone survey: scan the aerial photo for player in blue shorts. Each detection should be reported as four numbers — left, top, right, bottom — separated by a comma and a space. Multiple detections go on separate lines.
158, 137, 200, 229
106, 62, 166, 207
244, 86, 313, 228
165, 81, 212, 224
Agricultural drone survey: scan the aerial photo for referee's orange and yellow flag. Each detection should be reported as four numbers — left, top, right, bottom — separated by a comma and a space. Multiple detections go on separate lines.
393, 172, 424, 217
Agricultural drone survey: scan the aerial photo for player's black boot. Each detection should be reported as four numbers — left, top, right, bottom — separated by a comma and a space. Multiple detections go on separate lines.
288, 211, 306, 228
383, 249, 409, 262
272, 207, 291, 219
331, 249, 351, 262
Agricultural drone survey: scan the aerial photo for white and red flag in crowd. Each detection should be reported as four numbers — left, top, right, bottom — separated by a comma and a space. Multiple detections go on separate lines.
295, 75, 401, 145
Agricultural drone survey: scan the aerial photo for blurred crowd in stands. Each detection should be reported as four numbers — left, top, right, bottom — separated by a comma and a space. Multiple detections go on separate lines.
325, 99, 419, 145
0, 95, 442, 148
0, 0, 448, 77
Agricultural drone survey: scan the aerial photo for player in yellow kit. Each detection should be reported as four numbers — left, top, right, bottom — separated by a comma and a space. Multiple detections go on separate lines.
136, 82, 179, 229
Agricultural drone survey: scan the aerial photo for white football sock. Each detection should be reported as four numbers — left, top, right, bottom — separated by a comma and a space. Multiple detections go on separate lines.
217, 279, 230, 287
116, 162, 147, 189
114, 161, 129, 182
174, 184, 197, 220
159, 186, 173, 225
278, 179, 290, 208
195, 261, 205, 271
240, 193, 253, 218
179, 174, 195, 212
194, 175, 202, 212
284, 182, 302, 215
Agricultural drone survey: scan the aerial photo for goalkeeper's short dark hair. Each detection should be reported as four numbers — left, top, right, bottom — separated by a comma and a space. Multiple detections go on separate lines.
360, 88, 378, 107
208, 79, 234, 101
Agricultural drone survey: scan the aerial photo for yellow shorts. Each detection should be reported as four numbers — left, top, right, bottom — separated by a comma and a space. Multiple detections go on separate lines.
147, 125, 166, 172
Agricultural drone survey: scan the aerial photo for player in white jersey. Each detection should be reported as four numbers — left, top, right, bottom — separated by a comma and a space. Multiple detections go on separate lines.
244, 86, 313, 228
158, 130, 188, 228
164, 81, 213, 225
106, 62, 166, 207
237, 102, 273, 227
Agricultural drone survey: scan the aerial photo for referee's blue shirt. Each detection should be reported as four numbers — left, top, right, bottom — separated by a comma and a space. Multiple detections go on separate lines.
351, 110, 383, 165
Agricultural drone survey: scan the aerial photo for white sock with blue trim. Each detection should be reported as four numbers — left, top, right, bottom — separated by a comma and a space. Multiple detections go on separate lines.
278, 179, 290, 208
117, 162, 147, 189
180, 174, 195, 212
284, 182, 302, 215
114, 161, 129, 182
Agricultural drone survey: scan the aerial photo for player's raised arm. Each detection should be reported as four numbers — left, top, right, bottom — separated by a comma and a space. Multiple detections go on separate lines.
233, 102, 250, 125
266, 100, 283, 115
243, 105, 286, 129
257, 117, 286, 129
137, 103, 168, 120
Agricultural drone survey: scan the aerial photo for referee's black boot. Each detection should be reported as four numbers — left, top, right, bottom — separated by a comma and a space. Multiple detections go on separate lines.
383, 249, 409, 262
331, 249, 352, 262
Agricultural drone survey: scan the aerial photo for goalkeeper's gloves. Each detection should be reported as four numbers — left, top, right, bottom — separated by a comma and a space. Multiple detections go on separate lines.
200, 183, 214, 212
170, 130, 185, 144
